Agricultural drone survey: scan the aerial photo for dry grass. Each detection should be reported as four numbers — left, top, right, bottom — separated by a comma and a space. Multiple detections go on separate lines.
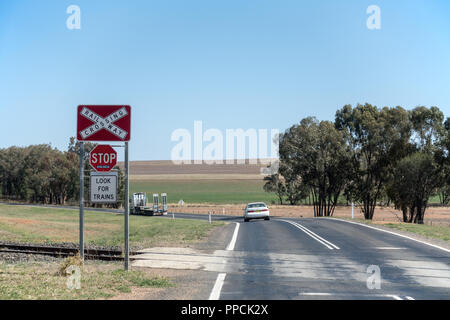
0, 260, 172, 300
58, 254, 83, 276
0, 204, 224, 249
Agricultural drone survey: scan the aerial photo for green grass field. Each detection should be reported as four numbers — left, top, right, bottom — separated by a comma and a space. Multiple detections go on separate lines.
130, 179, 278, 204
0, 204, 223, 249
130, 178, 445, 205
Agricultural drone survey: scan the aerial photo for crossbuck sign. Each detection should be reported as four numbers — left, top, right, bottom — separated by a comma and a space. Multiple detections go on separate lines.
77, 104, 132, 271
77, 105, 131, 141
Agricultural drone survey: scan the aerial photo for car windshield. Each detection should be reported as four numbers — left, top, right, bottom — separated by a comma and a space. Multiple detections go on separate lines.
248, 203, 266, 208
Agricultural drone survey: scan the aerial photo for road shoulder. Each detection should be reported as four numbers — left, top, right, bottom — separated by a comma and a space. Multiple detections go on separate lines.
329, 217, 450, 252
112, 222, 237, 300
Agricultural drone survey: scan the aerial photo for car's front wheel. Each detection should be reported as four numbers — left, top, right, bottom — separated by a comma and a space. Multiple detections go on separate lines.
264, 217, 270, 221
244, 218, 249, 222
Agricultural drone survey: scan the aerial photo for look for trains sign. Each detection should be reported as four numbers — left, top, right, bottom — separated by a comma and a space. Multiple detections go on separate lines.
77, 105, 131, 141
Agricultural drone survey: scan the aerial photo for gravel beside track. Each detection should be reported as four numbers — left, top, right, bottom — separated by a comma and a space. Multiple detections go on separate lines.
0, 241, 137, 263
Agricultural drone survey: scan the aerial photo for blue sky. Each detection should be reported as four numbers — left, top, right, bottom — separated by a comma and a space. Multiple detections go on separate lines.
1, 0, 449, 160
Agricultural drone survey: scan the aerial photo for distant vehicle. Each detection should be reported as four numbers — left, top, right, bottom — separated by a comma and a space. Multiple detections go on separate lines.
161, 193, 168, 214
244, 202, 270, 222
130, 192, 167, 216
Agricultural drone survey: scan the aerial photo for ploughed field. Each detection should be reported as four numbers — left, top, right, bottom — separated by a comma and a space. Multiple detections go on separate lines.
119, 159, 270, 175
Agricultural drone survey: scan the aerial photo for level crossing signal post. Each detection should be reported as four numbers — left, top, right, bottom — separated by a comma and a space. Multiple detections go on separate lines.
76, 105, 131, 270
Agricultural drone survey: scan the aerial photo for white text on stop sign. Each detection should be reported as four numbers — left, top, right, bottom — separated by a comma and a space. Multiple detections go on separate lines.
91, 153, 116, 164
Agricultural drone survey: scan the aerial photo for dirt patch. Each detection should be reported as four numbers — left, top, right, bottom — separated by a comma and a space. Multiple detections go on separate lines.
0, 218, 38, 225
110, 268, 193, 300
110, 286, 166, 300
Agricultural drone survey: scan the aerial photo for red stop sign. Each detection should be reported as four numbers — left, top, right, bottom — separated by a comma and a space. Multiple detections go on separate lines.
90, 145, 117, 172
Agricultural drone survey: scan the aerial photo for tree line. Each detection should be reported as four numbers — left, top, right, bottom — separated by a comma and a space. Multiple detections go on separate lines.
0, 137, 124, 207
264, 104, 450, 223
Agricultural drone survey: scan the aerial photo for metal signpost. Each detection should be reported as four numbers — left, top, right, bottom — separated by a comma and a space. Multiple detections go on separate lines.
79, 142, 85, 260
124, 141, 130, 270
77, 105, 131, 270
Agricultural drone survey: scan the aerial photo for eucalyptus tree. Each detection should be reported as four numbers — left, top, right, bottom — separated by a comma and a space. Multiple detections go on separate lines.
263, 173, 286, 205
284, 175, 309, 205
388, 107, 446, 223
409, 106, 445, 152
335, 104, 411, 220
388, 152, 441, 223
0, 146, 29, 199
279, 117, 352, 216
24, 144, 54, 202
439, 118, 450, 205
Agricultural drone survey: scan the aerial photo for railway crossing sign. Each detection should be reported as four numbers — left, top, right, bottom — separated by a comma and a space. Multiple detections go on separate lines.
77, 105, 131, 141
90, 171, 118, 203
77, 104, 131, 271
90, 145, 117, 172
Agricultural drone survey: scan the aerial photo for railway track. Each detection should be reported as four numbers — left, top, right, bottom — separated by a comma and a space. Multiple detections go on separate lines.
0, 243, 137, 261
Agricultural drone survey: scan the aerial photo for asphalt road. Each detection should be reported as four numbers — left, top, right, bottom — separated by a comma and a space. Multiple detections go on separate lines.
3, 203, 449, 299
158, 213, 450, 300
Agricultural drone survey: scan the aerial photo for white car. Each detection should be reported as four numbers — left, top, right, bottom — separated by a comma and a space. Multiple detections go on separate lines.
244, 202, 270, 222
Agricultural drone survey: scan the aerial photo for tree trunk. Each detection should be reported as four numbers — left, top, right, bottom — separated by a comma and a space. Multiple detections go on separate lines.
402, 206, 408, 222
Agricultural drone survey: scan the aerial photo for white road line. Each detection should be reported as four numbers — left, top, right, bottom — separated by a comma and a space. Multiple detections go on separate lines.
281, 220, 334, 250
332, 218, 450, 253
290, 220, 340, 250
208, 273, 226, 300
386, 294, 403, 300
299, 293, 408, 300
226, 222, 240, 251
209, 222, 240, 300
280, 219, 340, 250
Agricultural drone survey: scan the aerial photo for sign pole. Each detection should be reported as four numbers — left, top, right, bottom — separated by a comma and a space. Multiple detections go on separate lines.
124, 141, 130, 270
79, 142, 85, 260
